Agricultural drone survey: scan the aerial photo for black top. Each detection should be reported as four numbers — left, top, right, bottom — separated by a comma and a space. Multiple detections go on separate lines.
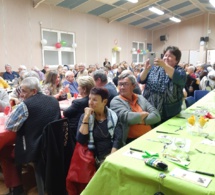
3, 71, 19, 81
63, 96, 89, 138
93, 119, 112, 160
185, 75, 199, 97
15, 93, 61, 164
104, 82, 118, 107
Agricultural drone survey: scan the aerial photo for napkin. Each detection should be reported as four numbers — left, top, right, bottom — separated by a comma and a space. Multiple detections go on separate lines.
170, 168, 211, 187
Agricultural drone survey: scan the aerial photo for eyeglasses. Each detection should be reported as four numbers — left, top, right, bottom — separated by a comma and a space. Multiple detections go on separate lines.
118, 82, 131, 87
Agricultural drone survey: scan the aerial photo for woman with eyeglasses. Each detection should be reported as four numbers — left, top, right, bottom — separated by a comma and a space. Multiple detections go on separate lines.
138, 46, 186, 123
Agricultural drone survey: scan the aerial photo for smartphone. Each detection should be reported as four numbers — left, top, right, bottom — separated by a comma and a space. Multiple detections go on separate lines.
149, 52, 156, 66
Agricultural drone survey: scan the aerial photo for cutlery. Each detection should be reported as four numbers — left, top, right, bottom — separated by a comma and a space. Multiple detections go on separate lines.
186, 170, 214, 177
146, 139, 162, 143
167, 124, 184, 132
195, 148, 215, 155
186, 154, 190, 161
130, 147, 145, 153
161, 145, 167, 153
175, 126, 184, 132
175, 116, 186, 119
156, 131, 179, 135
168, 124, 180, 127
195, 148, 206, 154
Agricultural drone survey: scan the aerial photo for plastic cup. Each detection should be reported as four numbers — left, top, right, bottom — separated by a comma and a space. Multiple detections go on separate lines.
74, 93, 78, 99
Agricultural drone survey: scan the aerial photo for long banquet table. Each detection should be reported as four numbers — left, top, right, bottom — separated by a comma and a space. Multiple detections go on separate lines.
82, 90, 215, 195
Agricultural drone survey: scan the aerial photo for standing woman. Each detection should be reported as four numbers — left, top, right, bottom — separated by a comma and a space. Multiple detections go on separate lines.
76, 87, 122, 164
63, 76, 95, 139
138, 46, 186, 122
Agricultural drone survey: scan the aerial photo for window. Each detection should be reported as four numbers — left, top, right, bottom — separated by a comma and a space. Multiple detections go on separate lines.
41, 29, 76, 68
132, 41, 145, 64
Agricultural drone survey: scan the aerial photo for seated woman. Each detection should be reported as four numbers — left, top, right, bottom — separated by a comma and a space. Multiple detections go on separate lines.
76, 87, 122, 163
63, 76, 95, 140
110, 73, 161, 144
42, 70, 69, 100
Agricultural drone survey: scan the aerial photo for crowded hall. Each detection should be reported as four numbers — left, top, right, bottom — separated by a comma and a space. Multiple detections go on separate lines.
1, 0, 215, 195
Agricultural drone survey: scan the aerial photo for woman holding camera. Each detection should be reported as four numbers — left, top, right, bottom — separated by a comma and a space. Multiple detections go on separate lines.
138, 46, 186, 123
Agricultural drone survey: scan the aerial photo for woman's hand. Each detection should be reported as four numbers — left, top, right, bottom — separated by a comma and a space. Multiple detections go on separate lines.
145, 59, 152, 70
154, 58, 166, 68
59, 89, 64, 96
64, 84, 70, 93
79, 108, 94, 135
84, 107, 94, 119
140, 111, 149, 124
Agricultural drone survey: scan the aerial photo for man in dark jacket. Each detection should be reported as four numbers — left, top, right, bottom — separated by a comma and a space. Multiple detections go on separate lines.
1, 77, 61, 195
93, 69, 118, 107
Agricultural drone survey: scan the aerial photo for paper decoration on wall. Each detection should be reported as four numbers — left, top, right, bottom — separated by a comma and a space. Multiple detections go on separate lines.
131, 48, 149, 55
72, 43, 77, 48
60, 40, 67, 46
112, 46, 122, 52
55, 42, 62, 48
41, 39, 47, 45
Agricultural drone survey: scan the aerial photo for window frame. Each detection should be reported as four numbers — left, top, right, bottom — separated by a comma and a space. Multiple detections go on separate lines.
132, 41, 146, 64
41, 28, 76, 68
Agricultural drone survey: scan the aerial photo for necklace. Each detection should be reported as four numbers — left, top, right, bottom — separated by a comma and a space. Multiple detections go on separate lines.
95, 119, 109, 138
96, 119, 106, 123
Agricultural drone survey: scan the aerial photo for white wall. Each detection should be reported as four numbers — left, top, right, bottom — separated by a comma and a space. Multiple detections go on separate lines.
0, 0, 151, 71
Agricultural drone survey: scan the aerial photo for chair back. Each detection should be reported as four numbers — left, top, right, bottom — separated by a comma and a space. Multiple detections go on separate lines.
185, 96, 196, 108
41, 118, 75, 195
194, 90, 209, 102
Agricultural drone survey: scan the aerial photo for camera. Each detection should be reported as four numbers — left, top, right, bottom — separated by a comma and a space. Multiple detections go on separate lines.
149, 52, 156, 66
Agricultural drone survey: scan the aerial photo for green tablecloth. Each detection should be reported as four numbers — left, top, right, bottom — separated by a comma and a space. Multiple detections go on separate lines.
82, 91, 215, 195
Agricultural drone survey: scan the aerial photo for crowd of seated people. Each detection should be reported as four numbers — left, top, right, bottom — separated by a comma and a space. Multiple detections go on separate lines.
1, 50, 215, 195
180, 62, 215, 98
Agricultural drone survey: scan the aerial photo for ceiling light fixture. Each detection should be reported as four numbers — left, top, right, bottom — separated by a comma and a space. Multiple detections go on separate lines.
127, 0, 138, 3
149, 7, 164, 15
209, 0, 215, 7
169, 17, 181, 23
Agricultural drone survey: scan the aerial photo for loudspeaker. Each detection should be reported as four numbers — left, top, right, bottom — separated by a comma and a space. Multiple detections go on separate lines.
160, 35, 167, 41
204, 36, 209, 42
200, 37, 205, 42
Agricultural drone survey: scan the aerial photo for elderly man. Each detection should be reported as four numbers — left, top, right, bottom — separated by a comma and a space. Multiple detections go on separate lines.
63, 71, 79, 96
0, 88, 10, 112
41, 64, 50, 74
3, 64, 19, 82
93, 69, 118, 107
103, 58, 111, 67
76, 63, 88, 79
110, 72, 160, 144
0, 77, 61, 195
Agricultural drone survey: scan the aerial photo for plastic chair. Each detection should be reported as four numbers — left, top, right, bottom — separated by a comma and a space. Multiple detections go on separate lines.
185, 96, 196, 108
194, 90, 209, 102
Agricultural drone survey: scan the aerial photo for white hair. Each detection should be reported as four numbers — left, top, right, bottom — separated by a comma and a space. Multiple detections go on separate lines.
207, 67, 213, 72
65, 70, 74, 77
21, 77, 41, 92
19, 65, 27, 70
